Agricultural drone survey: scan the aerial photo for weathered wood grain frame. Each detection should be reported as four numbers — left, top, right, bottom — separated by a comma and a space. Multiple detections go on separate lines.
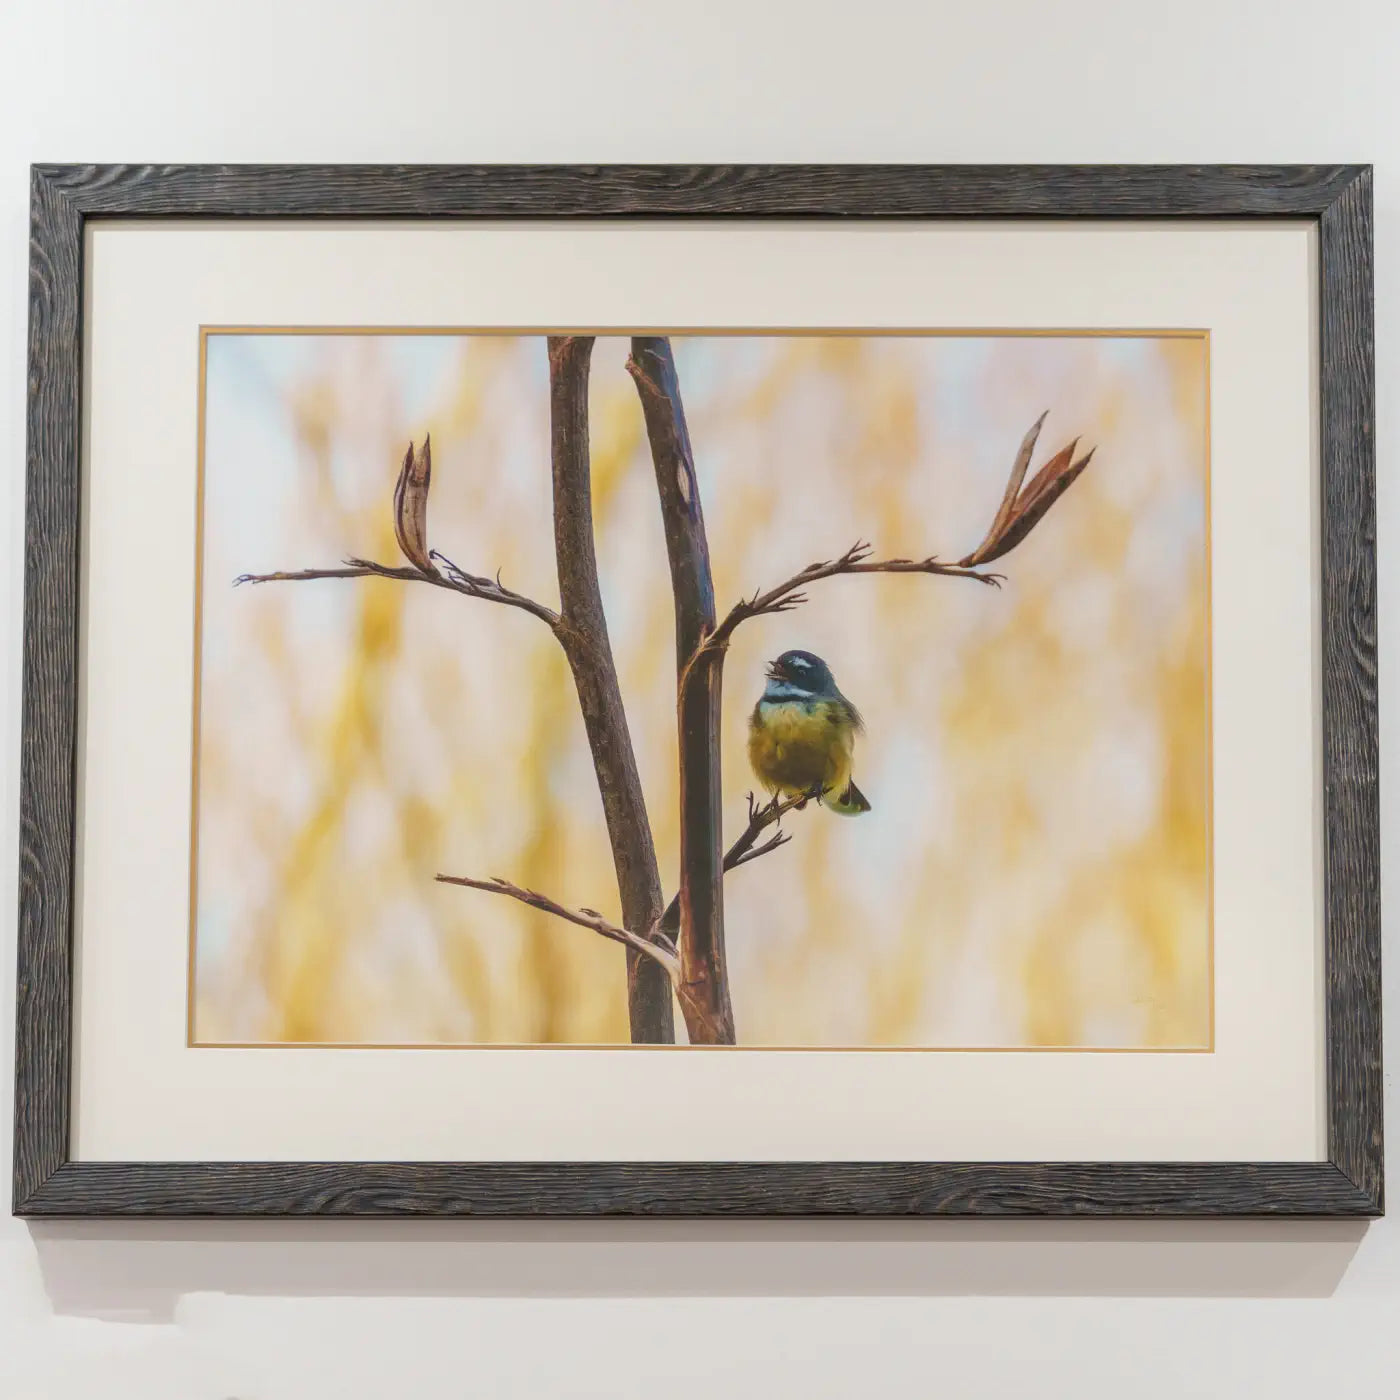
13, 164, 1380, 1217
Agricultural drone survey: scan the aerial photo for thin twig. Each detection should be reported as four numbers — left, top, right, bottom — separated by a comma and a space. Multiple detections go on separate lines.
235, 555, 560, 628
679, 541, 1000, 689
717, 541, 1003, 650
682, 413, 1095, 682
434, 874, 681, 979
727, 827, 792, 871
654, 788, 811, 941
726, 788, 811, 862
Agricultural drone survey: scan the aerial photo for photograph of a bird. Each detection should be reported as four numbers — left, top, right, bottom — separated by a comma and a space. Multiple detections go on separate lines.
747, 649, 871, 815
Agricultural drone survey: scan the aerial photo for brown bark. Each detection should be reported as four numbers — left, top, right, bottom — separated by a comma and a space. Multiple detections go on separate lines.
548, 335, 675, 1043
235, 555, 560, 626
627, 337, 734, 1045
435, 873, 680, 980
245, 379, 1090, 1050
655, 789, 803, 943
689, 415, 1095, 668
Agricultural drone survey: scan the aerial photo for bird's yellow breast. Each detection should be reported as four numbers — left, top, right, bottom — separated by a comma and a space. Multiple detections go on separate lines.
748, 698, 855, 798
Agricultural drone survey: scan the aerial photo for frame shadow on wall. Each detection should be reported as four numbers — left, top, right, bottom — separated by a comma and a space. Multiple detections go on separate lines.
27, 1218, 1368, 1322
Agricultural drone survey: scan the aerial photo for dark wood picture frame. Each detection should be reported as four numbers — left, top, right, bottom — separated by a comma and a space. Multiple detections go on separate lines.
13, 164, 1380, 1217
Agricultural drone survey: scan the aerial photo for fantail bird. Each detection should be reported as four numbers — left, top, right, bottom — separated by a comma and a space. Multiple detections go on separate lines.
747, 649, 871, 816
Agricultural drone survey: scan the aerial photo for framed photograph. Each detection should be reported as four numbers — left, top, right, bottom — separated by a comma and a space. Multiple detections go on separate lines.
14, 164, 1379, 1216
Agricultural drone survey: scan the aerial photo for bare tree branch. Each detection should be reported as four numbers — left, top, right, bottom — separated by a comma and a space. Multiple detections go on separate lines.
687, 413, 1095, 674
689, 541, 1002, 677
650, 407, 1096, 1040
237, 355, 677, 1044
435, 874, 681, 980
238, 360, 1093, 1051
235, 433, 561, 627
629, 338, 734, 1046
549, 335, 676, 1043
655, 788, 807, 943
235, 554, 560, 627
727, 826, 793, 872
726, 788, 809, 866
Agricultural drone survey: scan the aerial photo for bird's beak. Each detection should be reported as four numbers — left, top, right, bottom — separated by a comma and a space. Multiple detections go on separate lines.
765, 661, 780, 680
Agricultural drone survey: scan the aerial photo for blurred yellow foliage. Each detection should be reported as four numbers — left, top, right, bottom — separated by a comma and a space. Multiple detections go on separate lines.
194, 332, 1209, 1048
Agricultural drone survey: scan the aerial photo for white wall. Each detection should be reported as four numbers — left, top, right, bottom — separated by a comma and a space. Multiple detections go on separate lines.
1, 1, 1396, 1394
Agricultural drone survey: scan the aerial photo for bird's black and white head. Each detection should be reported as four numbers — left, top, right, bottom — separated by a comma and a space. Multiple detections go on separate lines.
763, 649, 838, 702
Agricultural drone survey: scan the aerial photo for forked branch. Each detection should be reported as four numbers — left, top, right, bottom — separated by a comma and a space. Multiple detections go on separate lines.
236, 375, 676, 1044
238, 352, 1094, 1050
234, 436, 559, 628
434, 873, 681, 980
692, 412, 1095, 669
655, 788, 808, 942
726, 788, 808, 869
235, 554, 559, 626
693, 542, 999, 675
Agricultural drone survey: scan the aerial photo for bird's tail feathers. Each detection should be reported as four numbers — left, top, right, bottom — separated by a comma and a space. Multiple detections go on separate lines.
823, 780, 871, 816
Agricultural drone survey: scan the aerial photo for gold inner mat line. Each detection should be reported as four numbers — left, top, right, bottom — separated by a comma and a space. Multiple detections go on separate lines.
196, 1040, 1213, 1052
188, 325, 1214, 1052
202, 325, 1211, 338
